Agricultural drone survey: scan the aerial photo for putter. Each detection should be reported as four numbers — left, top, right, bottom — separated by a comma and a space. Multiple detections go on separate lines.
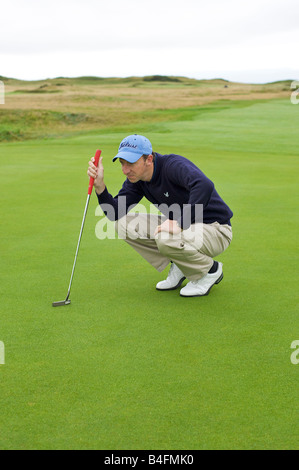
52, 149, 102, 307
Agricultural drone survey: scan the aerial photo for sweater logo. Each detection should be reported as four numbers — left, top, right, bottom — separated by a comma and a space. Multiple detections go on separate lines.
164, 192, 170, 198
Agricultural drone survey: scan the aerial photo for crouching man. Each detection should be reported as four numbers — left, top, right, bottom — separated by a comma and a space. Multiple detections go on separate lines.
87, 135, 233, 297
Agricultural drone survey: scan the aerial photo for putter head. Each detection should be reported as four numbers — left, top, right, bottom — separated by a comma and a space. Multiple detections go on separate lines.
52, 300, 71, 307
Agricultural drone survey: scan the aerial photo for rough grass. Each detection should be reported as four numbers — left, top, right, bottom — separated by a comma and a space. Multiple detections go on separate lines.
0, 76, 291, 141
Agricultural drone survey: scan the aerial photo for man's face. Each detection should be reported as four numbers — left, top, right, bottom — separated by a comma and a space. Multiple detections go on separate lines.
119, 156, 153, 183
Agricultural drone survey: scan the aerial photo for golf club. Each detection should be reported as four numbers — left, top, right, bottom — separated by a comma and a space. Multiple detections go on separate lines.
52, 149, 102, 307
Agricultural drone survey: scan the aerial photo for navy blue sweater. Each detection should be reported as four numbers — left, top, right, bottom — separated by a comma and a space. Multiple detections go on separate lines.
97, 153, 233, 229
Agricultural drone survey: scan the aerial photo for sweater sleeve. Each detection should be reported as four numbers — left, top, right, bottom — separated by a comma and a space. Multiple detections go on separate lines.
96, 180, 144, 221
167, 157, 214, 229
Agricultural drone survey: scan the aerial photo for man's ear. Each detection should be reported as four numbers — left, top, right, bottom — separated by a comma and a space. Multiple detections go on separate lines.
146, 154, 154, 164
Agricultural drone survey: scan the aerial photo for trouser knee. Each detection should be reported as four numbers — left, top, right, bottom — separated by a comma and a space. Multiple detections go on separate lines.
115, 217, 128, 240
115, 215, 144, 240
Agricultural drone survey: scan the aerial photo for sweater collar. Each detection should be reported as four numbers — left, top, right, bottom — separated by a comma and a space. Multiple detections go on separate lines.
149, 153, 162, 185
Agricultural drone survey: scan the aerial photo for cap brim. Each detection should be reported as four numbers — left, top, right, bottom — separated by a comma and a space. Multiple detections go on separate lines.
112, 150, 144, 163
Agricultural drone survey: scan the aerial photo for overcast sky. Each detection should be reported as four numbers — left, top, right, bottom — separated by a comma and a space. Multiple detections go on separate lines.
0, 0, 298, 83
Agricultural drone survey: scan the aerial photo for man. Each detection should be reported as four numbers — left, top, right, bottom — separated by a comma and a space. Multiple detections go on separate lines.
87, 134, 233, 297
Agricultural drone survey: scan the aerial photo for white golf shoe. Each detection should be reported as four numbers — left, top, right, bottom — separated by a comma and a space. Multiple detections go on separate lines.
180, 262, 223, 297
156, 263, 186, 291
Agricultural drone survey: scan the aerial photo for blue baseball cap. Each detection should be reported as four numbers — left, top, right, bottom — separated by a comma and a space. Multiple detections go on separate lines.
113, 134, 152, 163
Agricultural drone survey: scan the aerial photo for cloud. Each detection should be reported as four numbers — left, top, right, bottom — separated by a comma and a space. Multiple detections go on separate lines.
0, 0, 297, 81
1, 0, 297, 53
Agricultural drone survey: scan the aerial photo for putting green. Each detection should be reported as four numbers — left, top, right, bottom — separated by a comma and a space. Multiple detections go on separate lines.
0, 98, 298, 449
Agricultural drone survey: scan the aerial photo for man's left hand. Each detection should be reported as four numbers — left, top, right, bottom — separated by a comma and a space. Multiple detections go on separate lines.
154, 219, 182, 236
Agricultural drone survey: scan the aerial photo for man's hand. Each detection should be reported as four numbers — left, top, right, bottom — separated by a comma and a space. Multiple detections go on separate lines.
154, 219, 183, 237
87, 156, 106, 194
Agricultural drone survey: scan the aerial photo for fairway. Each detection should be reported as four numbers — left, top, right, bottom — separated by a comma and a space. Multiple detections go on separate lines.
0, 85, 298, 449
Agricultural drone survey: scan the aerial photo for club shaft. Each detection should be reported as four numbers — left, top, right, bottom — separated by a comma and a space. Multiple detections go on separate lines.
65, 194, 91, 301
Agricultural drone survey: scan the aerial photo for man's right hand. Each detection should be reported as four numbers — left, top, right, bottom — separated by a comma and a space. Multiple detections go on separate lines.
87, 156, 106, 195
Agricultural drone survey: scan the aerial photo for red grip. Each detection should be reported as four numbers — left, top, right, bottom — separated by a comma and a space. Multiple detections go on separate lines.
88, 149, 102, 195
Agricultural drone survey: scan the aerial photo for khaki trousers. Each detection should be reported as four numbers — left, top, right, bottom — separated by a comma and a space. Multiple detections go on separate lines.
115, 214, 233, 281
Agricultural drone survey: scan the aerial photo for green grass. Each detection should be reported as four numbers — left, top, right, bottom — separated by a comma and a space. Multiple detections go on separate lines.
0, 98, 298, 450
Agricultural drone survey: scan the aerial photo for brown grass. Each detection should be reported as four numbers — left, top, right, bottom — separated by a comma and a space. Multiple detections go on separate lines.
3, 78, 290, 112
0, 76, 291, 140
